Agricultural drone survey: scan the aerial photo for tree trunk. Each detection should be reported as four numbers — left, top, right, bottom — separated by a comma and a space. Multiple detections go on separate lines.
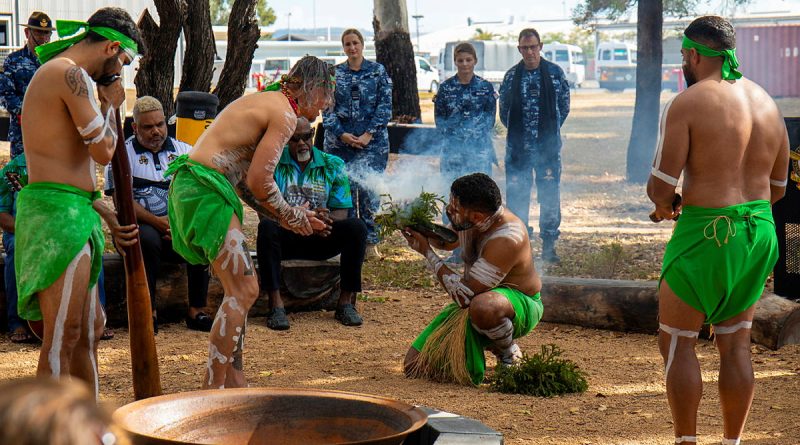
625, 0, 663, 184
180, 0, 216, 94
373, 0, 420, 121
540, 276, 800, 350
134, 2, 184, 118
212, 0, 260, 111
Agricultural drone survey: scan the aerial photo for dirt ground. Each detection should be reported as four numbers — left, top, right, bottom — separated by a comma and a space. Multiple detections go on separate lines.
1, 91, 799, 444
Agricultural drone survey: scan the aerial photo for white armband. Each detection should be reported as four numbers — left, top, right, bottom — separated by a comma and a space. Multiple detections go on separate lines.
651, 97, 681, 187
78, 114, 104, 137
770, 177, 787, 187
469, 258, 506, 288
84, 107, 116, 146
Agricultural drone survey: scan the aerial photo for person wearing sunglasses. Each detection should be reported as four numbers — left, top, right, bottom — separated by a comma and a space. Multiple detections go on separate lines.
257, 117, 368, 330
499, 28, 571, 264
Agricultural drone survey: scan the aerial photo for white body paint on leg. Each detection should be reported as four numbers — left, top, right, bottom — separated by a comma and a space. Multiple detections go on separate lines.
473, 318, 521, 365
659, 323, 699, 378
674, 435, 697, 443
219, 229, 250, 275
207, 342, 230, 387
87, 284, 99, 400
712, 321, 752, 335
721, 438, 740, 445
49, 243, 92, 378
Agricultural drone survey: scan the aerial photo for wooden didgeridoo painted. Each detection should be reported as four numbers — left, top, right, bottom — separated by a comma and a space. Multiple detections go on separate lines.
111, 107, 162, 399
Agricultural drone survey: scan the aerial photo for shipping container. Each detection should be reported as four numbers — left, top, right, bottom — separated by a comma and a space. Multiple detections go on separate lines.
736, 25, 800, 98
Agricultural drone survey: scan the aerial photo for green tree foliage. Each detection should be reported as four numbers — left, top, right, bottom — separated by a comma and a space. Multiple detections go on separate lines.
210, 0, 276, 26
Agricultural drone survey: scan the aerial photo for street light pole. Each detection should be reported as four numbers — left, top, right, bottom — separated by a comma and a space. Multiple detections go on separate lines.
412, 14, 423, 53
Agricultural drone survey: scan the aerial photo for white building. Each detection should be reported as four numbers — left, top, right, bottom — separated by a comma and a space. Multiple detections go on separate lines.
0, 1, 157, 48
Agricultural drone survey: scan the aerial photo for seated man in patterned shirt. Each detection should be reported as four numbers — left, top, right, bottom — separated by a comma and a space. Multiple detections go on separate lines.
256, 117, 367, 330
105, 96, 211, 333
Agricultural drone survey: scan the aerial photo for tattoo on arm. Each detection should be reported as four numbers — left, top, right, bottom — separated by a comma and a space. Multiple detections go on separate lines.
236, 182, 283, 222
65, 66, 89, 98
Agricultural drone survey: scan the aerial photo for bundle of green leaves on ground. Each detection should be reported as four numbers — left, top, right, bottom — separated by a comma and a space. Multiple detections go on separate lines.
489, 344, 589, 396
375, 191, 454, 242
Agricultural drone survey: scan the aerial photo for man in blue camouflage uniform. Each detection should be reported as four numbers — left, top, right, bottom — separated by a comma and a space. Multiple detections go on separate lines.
434, 43, 497, 180
323, 37, 392, 252
259, 117, 367, 330
499, 28, 570, 263
0, 12, 53, 158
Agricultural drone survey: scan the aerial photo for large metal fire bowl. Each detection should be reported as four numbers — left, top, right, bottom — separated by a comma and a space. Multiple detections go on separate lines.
114, 387, 428, 445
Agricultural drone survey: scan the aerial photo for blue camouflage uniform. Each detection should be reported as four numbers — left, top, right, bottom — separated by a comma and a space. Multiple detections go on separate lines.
323, 58, 392, 244
0, 46, 41, 158
434, 74, 497, 180
499, 61, 570, 241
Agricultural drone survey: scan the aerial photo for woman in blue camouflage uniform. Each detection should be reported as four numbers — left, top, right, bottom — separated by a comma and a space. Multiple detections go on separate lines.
323, 28, 392, 252
434, 42, 497, 182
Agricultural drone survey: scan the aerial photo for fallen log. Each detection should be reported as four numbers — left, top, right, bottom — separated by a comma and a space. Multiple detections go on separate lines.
540, 276, 800, 350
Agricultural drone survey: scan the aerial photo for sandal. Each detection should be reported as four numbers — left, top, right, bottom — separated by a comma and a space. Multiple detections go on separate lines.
266, 308, 290, 331
9, 327, 35, 344
186, 312, 213, 332
100, 328, 115, 341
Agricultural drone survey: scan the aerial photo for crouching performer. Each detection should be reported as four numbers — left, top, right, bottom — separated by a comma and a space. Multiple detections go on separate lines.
402, 173, 543, 386
15, 8, 143, 397
166, 56, 333, 389
648, 16, 789, 445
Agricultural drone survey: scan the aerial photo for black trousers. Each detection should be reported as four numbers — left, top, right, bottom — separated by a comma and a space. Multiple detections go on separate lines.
139, 223, 210, 309
256, 217, 367, 292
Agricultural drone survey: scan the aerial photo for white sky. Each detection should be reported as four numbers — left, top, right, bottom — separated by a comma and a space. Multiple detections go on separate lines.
265, 0, 800, 33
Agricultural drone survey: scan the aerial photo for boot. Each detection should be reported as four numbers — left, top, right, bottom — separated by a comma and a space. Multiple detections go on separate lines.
542, 238, 560, 264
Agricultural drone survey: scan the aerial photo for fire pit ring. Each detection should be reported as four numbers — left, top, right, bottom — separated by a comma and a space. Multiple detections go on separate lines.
114, 387, 428, 445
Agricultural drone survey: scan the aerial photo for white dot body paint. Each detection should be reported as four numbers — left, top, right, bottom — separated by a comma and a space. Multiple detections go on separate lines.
49, 243, 92, 378
219, 229, 250, 275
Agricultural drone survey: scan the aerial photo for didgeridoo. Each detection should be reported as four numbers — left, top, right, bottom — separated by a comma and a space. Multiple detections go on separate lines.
111, 107, 162, 399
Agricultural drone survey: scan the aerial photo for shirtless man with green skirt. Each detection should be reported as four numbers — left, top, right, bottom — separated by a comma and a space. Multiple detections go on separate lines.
647, 16, 789, 445
166, 57, 333, 389
17, 7, 142, 397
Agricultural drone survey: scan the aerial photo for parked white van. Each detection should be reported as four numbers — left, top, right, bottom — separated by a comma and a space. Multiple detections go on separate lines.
437, 40, 519, 90
416, 56, 440, 93
595, 41, 637, 91
542, 42, 586, 87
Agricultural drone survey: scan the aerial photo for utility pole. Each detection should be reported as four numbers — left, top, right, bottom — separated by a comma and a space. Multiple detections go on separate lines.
412, 14, 423, 53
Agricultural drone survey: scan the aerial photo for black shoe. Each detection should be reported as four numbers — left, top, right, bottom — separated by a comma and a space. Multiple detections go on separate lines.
186, 312, 213, 332
334, 304, 363, 326
266, 308, 290, 331
542, 239, 561, 264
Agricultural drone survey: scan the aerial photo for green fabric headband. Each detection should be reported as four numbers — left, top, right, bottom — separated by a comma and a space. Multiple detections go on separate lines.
36, 20, 139, 64
682, 36, 742, 80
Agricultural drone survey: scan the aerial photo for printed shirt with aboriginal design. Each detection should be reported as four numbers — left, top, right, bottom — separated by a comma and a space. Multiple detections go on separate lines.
0, 153, 28, 216
274, 146, 352, 210
0, 46, 41, 158
104, 136, 190, 217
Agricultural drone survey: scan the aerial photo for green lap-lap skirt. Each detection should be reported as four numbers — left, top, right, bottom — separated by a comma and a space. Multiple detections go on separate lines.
14, 182, 104, 321
411, 287, 543, 385
166, 154, 244, 265
659, 199, 778, 325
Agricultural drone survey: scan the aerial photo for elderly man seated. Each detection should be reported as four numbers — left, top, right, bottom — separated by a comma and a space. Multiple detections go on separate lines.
256, 117, 367, 330
105, 96, 212, 333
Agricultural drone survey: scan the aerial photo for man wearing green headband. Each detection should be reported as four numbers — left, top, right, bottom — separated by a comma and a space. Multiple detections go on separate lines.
647, 15, 790, 445
16, 7, 144, 397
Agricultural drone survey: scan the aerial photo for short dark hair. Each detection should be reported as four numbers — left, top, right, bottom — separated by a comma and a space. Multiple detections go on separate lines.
453, 42, 477, 61
451, 173, 502, 214
684, 16, 735, 51
518, 28, 541, 44
86, 7, 146, 56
